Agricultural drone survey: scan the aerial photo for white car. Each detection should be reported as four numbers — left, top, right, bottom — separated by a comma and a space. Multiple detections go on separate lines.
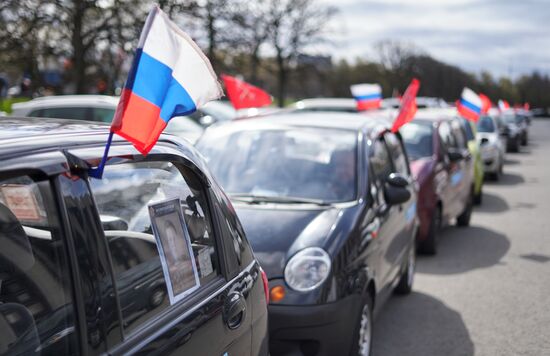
476, 115, 506, 180
10, 95, 204, 143
291, 98, 358, 112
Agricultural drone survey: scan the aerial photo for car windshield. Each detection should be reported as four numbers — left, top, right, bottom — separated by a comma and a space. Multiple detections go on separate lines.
197, 127, 358, 203
399, 122, 433, 160
461, 119, 475, 141
477, 116, 496, 132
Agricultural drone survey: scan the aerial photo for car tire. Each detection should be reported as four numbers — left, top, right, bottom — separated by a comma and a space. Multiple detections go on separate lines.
473, 186, 482, 205
418, 206, 441, 254
395, 245, 415, 294
149, 287, 166, 308
521, 133, 528, 146
349, 293, 374, 356
489, 171, 500, 181
456, 190, 473, 227
512, 138, 520, 152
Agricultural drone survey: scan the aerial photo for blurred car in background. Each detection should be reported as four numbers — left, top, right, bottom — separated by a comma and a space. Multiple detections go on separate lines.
0, 117, 268, 356
460, 118, 484, 204
382, 97, 449, 109
500, 111, 524, 152
513, 110, 531, 145
476, 115, 506, 180
197, 112, 417, 356
189, 100, 236, 126
399, 112, 474, 254
11, 95, 118, 122
10, 95, 205, 143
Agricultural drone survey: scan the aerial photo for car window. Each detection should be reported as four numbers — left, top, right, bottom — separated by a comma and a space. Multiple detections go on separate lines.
197, 127, 358, 203
370, 137, 393, 181
400, 122, 434, 160
89, 161, 220, 335
438, 121, 455, 152
451, 121, 467, 149
91, 108, 116, 123
0, 175, 77, 355
29, 107, 92, 121
461, 119, 475, 141
384, 132, 409, 176
477, 116, 496, 133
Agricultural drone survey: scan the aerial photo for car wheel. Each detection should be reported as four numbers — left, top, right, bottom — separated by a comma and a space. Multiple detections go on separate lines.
395, 245, 415, 294
418, 206, 441, 254
521, 133, 528, 146
456, 190, 473, 227
349, 294, 373, 356
489, 171, 500, 181
512, 138, 520, 152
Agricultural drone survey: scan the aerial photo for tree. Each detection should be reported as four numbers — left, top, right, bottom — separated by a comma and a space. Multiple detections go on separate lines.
265, 0, 336, 106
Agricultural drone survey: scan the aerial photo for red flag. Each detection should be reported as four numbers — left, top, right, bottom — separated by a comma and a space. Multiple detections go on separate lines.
479, 93, 492, 114
222, 75, 272, 110
391, 78, 420, 133
524, 102, 530, 111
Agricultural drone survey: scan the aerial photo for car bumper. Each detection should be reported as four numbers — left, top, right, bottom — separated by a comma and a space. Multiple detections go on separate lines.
269, 294, 361, 356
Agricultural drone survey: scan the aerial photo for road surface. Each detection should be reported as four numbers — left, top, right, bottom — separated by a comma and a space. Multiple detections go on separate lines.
373, 118, 550, 356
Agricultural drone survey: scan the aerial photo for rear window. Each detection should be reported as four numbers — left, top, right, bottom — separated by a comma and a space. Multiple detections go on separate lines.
400, 122, 434, 159
29, 107, 115, 123
477, 116, 495, 133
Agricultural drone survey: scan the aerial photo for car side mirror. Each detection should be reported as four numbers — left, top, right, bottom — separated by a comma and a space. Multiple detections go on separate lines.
384, 173, 411, 205
447, 150, 464, 162
386, 173, 409, 188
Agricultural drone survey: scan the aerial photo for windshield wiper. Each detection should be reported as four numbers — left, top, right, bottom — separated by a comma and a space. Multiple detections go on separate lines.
229, 193, 329, 206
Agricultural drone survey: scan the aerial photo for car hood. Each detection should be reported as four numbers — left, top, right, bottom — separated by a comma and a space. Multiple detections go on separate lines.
234, 204, 342, 278
477, 132, 498, 143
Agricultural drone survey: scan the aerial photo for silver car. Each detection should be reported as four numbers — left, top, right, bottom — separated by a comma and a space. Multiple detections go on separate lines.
476, 115, 506, 180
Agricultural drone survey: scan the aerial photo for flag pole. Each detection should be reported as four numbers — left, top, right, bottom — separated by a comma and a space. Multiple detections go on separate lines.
89, 131, 114, 179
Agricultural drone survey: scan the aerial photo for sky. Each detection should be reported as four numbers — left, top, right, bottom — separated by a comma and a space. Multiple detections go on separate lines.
320, 0, 550, 79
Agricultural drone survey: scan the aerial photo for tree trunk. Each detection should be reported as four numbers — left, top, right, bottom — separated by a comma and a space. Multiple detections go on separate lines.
276, 49, 286, 107
206, 4, 217, 71
250, 45, 260, 85
71, 0, 87, 94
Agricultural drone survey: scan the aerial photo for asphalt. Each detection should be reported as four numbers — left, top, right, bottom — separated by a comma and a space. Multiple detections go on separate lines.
372, 118, 550, 356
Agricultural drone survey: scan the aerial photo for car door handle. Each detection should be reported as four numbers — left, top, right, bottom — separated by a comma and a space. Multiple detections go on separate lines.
224, 292, 246, 330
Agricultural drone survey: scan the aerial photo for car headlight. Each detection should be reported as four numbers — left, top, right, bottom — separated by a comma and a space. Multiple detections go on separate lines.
284, 247, 331, 292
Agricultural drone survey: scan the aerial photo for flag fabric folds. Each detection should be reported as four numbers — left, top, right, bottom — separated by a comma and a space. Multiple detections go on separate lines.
457, 88, 482, 122
350, 83, 382, 111
391, 78, 420, 133
111, 5, 223, 155
221, 75, 272, 109
498, 99, 510, 111
479, 93, 492, 114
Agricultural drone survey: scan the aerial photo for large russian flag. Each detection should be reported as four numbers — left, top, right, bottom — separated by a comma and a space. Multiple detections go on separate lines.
457, 88, 482, 122
111, 6, 223, 154
350, 83, 382, 111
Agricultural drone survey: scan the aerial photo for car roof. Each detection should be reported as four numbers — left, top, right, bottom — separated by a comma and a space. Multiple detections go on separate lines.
205, 111, 393, 138
292, 98, 357, 109
0, 117, 200, 165
413, 108, 460, 123
11, 95, 119, 110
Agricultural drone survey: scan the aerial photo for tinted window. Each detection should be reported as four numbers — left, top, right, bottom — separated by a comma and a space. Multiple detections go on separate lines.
461, 119, 475, 141
29, 107, 115, 123
400, 122, 434, 160
0, 176, 77, 355
451, 121, 467, 149
371, 138, 392, 183
89, 161, 219, 334
477, 116, 496, 132
197, 127, 358, 203
438, 121, 455, 151
385, 132, 409, 175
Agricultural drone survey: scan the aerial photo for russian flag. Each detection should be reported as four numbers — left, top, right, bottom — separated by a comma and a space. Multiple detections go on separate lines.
498, 99, 510, 111
457, 88, 482, 122
350, 83, 382, 111
111, 6, 223, 155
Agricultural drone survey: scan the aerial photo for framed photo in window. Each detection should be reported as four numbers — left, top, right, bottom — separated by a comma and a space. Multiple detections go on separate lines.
149, 198, 200, 304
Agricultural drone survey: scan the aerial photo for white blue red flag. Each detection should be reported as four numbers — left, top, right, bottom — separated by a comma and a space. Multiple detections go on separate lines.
457, 88, 482, 122
498, 99, 510, 111
350, 83, 382, 111
111, 5, 222, 155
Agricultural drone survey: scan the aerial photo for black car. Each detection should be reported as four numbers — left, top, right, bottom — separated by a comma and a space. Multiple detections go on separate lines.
500, 111, 528, 151
197, 112, 418, 356
0, 118, 268, 355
